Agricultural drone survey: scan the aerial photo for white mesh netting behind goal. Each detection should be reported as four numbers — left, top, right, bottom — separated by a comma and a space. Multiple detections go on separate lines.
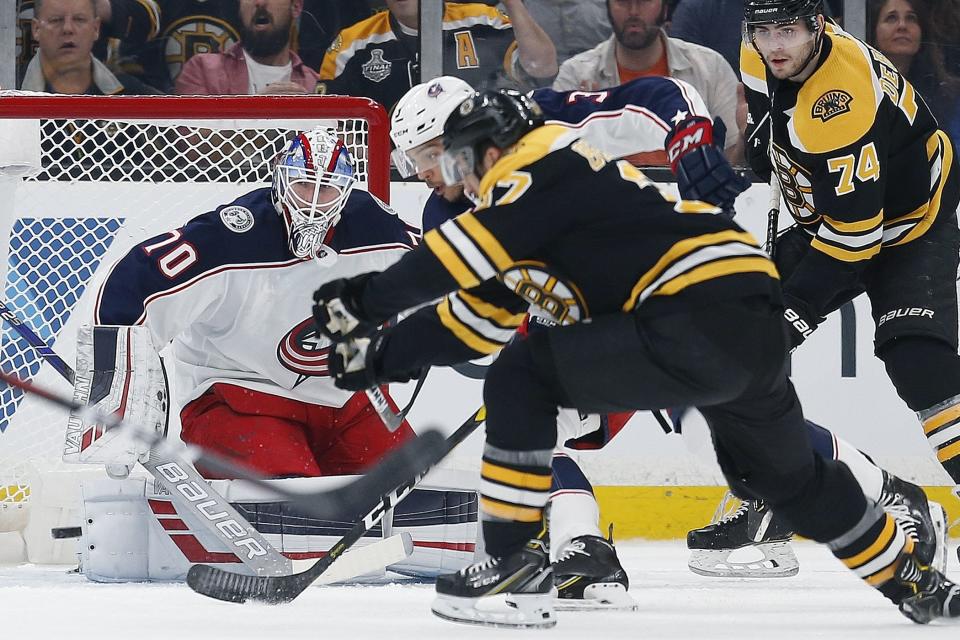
0, 94, 390, 555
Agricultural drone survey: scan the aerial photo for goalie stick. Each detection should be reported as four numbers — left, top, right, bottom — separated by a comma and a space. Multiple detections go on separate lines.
186, 405, 486, 604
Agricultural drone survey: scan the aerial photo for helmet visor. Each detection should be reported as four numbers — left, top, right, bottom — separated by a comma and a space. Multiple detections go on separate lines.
390, 139, 445, 179
742, 19, 817, 48
439, 145, 476, 187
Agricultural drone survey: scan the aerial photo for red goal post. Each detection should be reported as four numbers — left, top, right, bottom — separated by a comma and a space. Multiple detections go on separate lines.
0, 93, 391, 564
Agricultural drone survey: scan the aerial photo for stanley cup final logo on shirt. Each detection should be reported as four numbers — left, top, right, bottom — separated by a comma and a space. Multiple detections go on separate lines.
362, 49, 393, 82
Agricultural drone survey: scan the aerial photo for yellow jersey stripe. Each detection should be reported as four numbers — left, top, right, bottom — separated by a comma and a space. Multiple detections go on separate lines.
821, 212, 883, 234
840, 516, 896, 569
811, 237, 882, 262
458, 291, 525, 329
889, 130, 953, 246
457, 213, 514, 271
320, 12, 393, 79
424, 229, 482, 289
936, 439, 960, 463
481, 461, 552, 491
480, 497, 543, 522
623, 231, 761, 310
437, 298, 505, 355
923, 402, 960, 433
652, 257, 780, 297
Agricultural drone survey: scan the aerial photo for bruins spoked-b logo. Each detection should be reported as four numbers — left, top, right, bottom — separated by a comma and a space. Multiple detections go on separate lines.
501, 261, 588, 325
812, 90, 853, 122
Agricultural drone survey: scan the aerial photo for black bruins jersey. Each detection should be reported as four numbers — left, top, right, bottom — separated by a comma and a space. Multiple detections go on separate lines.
364, 125, 781, 370
320, 3, 522, 111
741, 24, 956, 318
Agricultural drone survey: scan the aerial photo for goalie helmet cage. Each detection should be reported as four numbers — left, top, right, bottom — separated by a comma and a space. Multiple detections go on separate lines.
0, 94, 390, 562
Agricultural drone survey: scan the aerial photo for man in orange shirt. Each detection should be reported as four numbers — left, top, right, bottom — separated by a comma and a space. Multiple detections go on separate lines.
554, 0, 742, 163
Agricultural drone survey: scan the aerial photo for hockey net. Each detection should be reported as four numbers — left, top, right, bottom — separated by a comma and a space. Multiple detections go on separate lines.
0, 93, 390, 562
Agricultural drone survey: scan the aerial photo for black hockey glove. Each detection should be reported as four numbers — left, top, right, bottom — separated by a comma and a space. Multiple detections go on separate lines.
312, 273, 379, 341
329, 331, 423, 392
666, 116, 750, 215
782, 293, 824, 351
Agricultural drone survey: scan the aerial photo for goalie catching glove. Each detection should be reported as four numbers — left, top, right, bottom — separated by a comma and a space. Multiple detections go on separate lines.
666, 116, 750, 214
63, 325, 169, 478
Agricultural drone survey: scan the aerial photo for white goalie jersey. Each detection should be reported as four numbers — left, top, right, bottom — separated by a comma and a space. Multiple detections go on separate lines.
94, 187, 416, 408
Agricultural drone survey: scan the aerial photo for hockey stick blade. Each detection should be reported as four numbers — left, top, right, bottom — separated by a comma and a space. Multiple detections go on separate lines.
187, 406, 486, 604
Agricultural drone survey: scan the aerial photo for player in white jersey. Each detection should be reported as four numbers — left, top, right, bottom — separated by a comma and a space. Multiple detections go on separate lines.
67, 127, 477, 582
389, 77, 947, 581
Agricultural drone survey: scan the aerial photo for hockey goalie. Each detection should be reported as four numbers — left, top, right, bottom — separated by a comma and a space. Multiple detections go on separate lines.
61, 126, 478, 583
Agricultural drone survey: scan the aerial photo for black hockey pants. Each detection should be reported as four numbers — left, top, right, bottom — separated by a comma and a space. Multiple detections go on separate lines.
483, 296, 868, 548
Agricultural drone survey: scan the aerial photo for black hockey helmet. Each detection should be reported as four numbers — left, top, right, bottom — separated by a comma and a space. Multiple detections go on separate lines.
743, 0, 823, 25
438, 89, 545, 186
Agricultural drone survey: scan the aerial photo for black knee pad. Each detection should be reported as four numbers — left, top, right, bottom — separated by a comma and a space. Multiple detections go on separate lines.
878, 336, 960, 411
774, 456, 867, 543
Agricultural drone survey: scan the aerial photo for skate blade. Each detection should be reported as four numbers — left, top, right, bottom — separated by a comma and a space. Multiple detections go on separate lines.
687, 542, 799, 578
431, 593, 557, 629
554, 583, 638, 611
928, 501, 948, 575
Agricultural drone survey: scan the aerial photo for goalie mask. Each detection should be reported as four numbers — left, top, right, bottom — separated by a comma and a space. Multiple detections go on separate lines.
273, 127, 356, 261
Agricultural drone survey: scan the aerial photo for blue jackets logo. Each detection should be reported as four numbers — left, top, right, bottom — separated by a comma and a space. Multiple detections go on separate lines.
219, 206, 254, 233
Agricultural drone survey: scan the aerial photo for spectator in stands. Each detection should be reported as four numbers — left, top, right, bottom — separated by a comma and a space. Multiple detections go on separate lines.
668, 0, 743, 74
320, 0, 558, 112
523, 0, 611, 65
554, 0, 742, 163
868, 0, 960, 145
176, 0, 318, 95
17, 0, 160, 88
21, 0, 160, 94
927, 0, 960, 76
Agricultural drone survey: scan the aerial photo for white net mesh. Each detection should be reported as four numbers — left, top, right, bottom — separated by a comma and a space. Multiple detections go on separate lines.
0, 95, 389, 531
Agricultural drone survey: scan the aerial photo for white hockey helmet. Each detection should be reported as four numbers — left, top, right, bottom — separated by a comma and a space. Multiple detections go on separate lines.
273, 126, 356, 260
390, 76, 476, 178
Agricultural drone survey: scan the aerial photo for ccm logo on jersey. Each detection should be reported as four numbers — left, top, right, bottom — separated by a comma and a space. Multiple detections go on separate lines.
879, 307, 934, 326
784, 308, 814, 339
154, 462, 268, 560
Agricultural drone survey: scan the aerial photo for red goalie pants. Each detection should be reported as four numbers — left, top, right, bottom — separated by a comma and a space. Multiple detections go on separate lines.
179, 383, 415, 479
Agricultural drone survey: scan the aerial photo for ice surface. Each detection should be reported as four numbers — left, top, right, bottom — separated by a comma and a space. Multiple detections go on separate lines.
1, 540, 957, 639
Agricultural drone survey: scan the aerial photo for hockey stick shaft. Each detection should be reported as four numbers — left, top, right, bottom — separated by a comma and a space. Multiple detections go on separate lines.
0, 299, 75, 383
765, 179, 782, 259
186, 406, 486, 604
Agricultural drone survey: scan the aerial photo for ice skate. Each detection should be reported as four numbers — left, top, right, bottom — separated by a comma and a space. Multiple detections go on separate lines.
553, 534, 636, 611
879, 472, 948, 574
431, 538, 557, 629
687, 492, 798, 578
895, 549, 960, 624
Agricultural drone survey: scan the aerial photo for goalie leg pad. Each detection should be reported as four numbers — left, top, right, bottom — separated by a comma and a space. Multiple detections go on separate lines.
65, 325, 168, 473
80, 477, 191, 582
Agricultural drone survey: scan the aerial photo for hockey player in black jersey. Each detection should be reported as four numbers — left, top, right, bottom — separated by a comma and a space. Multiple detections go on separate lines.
312, 89, 960, 627
691, 0, 960, 571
